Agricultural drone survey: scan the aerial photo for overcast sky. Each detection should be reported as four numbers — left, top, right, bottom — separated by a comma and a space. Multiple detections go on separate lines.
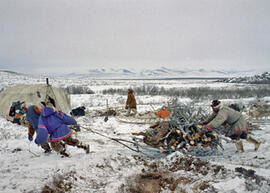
0, 0, 269, 74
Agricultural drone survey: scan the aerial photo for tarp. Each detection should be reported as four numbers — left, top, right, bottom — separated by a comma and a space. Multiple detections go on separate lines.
0, 84, 71, 116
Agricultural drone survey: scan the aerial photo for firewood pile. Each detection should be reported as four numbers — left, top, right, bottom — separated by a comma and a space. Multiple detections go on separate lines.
132, 101, 223, 156
133, 122, 222, 154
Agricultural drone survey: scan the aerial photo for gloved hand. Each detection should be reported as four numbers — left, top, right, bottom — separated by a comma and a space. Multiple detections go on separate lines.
34, 139, 39, 145
74, 124, 81, 132
197, 126, 207, 136
28, 135, 33, 141
198, 121, 208, 125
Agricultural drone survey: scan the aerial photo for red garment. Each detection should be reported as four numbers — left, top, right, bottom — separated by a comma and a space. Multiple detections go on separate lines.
156, 109, 170, 119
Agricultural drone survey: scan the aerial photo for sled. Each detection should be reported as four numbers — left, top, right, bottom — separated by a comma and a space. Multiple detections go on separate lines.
115, 111, 164, 124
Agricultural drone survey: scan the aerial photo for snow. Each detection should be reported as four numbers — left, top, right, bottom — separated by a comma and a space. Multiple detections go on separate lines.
0, 71, 269, 192
213, 177, 246, 192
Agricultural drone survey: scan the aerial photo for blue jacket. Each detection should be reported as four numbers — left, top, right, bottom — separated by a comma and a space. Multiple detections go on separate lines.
35, 107, 76, 144
26, 105, 40, 130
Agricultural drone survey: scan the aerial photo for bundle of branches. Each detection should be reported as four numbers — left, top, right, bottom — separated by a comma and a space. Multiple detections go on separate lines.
166, 98, 209, 124
132, 100, 222, 155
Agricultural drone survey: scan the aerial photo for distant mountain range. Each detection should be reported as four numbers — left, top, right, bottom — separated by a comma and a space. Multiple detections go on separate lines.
66, 67, 260, 79
1, 67, 268, 80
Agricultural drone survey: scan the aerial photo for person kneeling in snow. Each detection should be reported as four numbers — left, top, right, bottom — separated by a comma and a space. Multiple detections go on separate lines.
26, 103, 52, 153
35, 102, 89, 157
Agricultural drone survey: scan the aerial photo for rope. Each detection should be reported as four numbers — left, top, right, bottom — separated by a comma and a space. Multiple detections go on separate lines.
80, 126, 143, 153
81, 126, 165, 157
28, 142, 40, 157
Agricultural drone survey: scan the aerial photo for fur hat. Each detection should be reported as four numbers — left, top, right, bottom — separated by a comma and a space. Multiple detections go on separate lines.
46, 102, 54, 107
211, 99, 221, 107
38, 101, 46, 109
20, 101, 26, 107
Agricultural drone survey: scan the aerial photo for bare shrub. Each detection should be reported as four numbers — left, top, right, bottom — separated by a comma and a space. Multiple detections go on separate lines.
41, 172, 75, 193
62, 85, 95, 94
102, 86, 270, 99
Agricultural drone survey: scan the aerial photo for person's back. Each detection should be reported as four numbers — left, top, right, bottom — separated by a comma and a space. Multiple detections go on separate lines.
26, 105, 41, 130
218, 105, 248, 137
126, 89, 136, 108
26, 104, 52, 153
36, 104, 89, 157
38, 106, 74, 139
219, 105, 242, 125
126, 89, 137, 115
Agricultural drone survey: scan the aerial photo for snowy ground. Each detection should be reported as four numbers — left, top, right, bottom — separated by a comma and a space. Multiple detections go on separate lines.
0, 72, 270, 193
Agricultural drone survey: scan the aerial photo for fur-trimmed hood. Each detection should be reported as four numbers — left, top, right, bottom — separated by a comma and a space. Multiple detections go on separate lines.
41, 107, 55, 118
213, 103, 223, 110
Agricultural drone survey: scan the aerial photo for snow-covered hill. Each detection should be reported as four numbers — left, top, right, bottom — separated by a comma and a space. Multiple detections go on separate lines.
218, 72, 270, 84
0, 70, 47, 92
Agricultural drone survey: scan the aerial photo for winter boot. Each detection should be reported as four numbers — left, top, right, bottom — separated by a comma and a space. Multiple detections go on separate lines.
41, 143, 52, 154
59, 142, 70, 157
77, 142, 90, 154
246, 135, 261, 151
84, 144, 90, 154
60, 141, 66, 149
234, 140, 244, 153
60, 148, 70, 157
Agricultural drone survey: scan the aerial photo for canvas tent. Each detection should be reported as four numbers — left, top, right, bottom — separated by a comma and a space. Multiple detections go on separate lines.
0, 84, 71, 117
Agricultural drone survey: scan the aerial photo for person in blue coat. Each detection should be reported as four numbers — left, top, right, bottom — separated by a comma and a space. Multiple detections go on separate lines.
35, 102, 89, 157
26, 103, 51, 153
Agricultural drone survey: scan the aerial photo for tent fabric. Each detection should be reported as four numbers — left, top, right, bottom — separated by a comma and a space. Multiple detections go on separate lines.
0, 84, 71, 116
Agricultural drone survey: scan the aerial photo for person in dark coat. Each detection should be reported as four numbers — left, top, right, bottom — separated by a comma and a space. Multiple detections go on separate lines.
125, 89, 137, 116
198, 99, 261, 152
35, 102, 89, 157
26, 103, 52, 153
6, 106, 19, 123
6, 101, 27, 125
